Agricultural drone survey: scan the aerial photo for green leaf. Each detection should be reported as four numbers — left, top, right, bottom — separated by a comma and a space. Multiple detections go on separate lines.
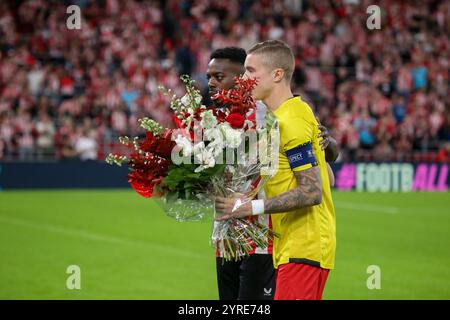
161, 163, 226, 195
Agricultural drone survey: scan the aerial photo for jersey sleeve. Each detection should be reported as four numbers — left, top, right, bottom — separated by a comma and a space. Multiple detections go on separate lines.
280, 110, 318, 172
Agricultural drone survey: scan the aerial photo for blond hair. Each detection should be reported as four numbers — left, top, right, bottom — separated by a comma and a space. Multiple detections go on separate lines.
247, 40, 295, 82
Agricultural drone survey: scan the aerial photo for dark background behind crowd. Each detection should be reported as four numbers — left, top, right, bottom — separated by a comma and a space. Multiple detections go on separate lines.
0, 0, 449, 163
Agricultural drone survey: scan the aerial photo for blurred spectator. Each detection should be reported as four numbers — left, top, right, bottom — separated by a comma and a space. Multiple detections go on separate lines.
412, 64, 428, 91
74, 128, 98, 161
15, 108, 35, 160
27, 63, 45, 97
120, 81, 139, 113
437, 142, 450, 163
0, 113, 14, 158
373, 137, 393, 162
56, 117, 77, 160
353, 110, 376, 149
35, 111, 55, 159
392, 94, 407, 124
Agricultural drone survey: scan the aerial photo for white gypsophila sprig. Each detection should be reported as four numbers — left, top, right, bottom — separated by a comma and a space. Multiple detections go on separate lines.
105, 153, 128, 166
180, 75, 203, 110
118, 136, 130, 145
118, 136, 141, 153
158, 85, 185, 115
138, 117, 163, 136
158, 85, 174, 103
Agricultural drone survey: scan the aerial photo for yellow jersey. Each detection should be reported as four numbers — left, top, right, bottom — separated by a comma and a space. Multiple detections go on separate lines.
264, 96, 336, 270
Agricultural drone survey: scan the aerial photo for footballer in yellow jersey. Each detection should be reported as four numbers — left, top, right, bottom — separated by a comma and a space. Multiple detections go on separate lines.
266, 95, 336, 270
215, 40, 336, 300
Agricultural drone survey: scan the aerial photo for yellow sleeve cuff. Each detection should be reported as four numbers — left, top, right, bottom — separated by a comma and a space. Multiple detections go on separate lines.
292, 163, 313, 172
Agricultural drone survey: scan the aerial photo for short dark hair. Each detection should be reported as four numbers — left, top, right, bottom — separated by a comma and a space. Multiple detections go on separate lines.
210, 47, 246, 65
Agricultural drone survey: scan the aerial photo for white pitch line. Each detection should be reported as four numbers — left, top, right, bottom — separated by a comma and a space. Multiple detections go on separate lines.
0, 215, 208, 260
334, 201, 399, 214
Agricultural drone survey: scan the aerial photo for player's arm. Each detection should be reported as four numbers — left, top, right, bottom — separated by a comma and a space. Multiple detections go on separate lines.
215, 165, 322, 219
263, 165, 322, 214
263, 160, 336, 212
216, 138, 324, 219
327, 163, 335, 187
215, 113, 325, 219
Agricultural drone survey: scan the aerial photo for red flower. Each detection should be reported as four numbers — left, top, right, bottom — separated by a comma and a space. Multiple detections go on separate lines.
213, 109, 227, 122
140, 129, 175, 158
140, 131, 156, 152
230, 106, 244, 115
193, 108, 204, 121
155, 129, 176, 158
127, 153, 169, 198
129, 177, 154, 198
173, 115, 183, 128
212, 77, 257, 115
226, 113, 246, 129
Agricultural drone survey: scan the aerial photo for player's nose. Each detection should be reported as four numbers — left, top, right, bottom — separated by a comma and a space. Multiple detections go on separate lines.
208, 77, 217, 90
208, 79, 218, 96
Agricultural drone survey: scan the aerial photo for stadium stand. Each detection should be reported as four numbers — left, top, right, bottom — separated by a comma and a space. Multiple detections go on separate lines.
0, 0, 449, 162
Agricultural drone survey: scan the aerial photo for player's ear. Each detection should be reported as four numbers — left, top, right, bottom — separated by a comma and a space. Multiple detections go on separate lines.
272, 68, 285, 83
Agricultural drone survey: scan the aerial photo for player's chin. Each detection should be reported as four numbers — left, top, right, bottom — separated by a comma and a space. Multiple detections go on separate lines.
252, 90, 263, 100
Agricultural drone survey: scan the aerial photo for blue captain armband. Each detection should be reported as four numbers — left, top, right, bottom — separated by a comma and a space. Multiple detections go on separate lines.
286, 142, 318, 170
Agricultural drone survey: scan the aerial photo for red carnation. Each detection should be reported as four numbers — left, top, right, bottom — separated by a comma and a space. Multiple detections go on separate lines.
140, 129, 175, 158
129, 177, 154, 198
155, 129, 176, 158
226, 113, 246, 129
127, 152, 169, 198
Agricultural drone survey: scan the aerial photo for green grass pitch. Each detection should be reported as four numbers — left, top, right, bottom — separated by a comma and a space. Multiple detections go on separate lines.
0, 190, 449, 299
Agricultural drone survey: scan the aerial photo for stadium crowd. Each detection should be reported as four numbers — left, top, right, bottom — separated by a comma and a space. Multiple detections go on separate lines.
0, 0, 449, 162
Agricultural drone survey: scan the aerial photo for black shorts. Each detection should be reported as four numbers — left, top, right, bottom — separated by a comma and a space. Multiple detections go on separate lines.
216, 254, 276, 300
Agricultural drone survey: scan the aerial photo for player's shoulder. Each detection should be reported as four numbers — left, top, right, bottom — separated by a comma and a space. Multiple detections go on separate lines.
293, 96, 315, 118
276, 96, 315, 124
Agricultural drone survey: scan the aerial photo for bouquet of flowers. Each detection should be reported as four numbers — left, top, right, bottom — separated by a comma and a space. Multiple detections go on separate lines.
106, 75, 280, 260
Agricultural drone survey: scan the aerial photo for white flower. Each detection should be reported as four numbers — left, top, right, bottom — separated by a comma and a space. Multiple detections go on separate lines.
204, 127, 219, 141
193, 141, 206, 157
194, 146, 216, 173
175, 134, 193, 157
200, 109, 218, 129
219, 123, 243, 148
202, 127, 225, 158
209, 140, 225, 157
205, 127, 225, 150
180, 94, 191, 107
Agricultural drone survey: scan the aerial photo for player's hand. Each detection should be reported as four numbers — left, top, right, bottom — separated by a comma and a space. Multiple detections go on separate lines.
318, 124, 331, 151
214, 197, 252, 220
